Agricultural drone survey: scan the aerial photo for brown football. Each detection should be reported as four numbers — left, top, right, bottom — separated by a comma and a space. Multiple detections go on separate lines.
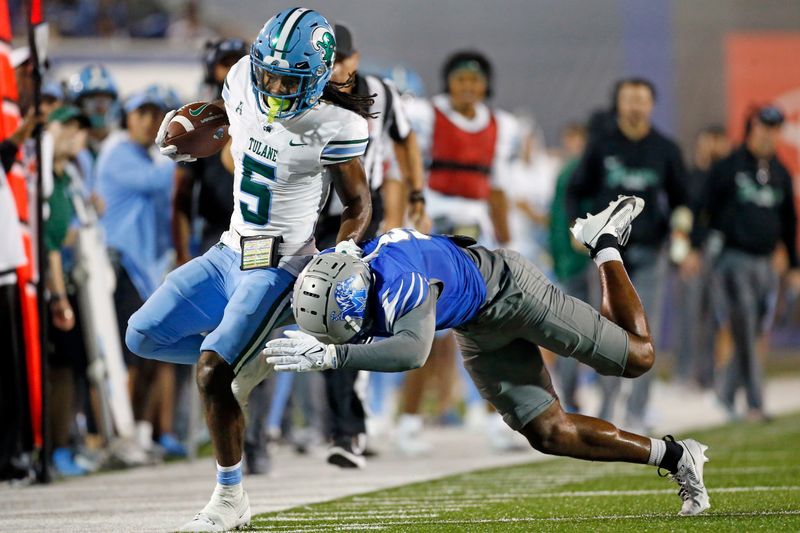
165, 101, 230, 158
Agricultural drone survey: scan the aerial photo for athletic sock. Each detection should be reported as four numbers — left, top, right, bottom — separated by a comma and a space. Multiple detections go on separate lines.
592, 234, 622, 266
647, 437, 666, 467
216, 460, 243, 488
648, 437, 684, 473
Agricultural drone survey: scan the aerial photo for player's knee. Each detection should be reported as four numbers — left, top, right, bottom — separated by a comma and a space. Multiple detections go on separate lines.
196, 351, 233, 397
521, 404, 572, 456
623, 337, 655, 378
125, 324, 157, 359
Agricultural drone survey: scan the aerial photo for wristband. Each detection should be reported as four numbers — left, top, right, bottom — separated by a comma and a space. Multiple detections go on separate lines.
408, 190, 425, 204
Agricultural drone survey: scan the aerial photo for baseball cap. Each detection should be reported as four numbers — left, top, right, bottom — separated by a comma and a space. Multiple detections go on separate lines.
48, 106, 91, 128
42, 80, 64, 101
756, 105, 785, 127
123, 89, 166, 114
333, 23, 355, 59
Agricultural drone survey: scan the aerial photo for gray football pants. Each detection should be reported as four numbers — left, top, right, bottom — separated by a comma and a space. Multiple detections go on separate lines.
554, 265, 594, 411
457, 248, 629, 431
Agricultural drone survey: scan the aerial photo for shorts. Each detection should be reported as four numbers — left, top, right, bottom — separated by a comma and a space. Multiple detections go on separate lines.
455, 247, 629, 430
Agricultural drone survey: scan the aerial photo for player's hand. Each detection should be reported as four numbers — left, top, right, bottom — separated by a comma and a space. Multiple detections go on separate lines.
11, 108, 44, 146
50, 296, 75, 332
334, 238, 363, 258
409, 202, 432, 234
263, 330, 338, 372
680, 249, 703, 280
155, 109, 196, 162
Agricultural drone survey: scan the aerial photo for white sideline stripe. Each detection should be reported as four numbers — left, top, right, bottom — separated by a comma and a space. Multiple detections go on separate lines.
172, 114, 195, 133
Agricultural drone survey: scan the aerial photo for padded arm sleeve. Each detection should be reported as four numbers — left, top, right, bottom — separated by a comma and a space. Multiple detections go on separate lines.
335, 288, 437, 372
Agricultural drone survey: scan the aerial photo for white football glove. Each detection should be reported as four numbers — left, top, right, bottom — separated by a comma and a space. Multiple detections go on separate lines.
155, 109, 196, 163
334, 238, 363, 258
263, 330, 338, 372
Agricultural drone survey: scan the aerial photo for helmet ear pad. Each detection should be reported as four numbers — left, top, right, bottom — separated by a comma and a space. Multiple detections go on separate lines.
292, 253, 372, 344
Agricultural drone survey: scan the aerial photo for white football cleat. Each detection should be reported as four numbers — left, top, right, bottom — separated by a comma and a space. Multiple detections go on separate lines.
179, 486, 251, 532
667, 438, 711, 516
570, 195, 645, 251
394, 414, 431, 457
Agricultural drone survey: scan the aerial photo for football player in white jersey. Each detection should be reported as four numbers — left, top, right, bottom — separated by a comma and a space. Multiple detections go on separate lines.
125, 8, 373, 531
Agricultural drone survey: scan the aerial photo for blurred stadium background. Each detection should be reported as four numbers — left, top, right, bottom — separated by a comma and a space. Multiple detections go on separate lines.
1, 0, 799, 531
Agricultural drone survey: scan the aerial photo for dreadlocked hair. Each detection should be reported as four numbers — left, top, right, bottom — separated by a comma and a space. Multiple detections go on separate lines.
322, 73, 377, 119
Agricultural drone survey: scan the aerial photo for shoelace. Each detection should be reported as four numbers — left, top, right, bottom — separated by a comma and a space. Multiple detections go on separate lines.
192, 513, 216, 526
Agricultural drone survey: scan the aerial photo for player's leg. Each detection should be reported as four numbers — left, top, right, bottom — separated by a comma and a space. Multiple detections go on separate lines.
500, 196, 708, 515
459, 334, 650, 462
181, 267, 294, 532
570, 195, 655, 377
126, 246, 231, 364
324, 367, 367, 468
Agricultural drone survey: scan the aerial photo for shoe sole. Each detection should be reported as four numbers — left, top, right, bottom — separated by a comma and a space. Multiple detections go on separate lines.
327, 448, 366, 469
679, 440, 711, 516
570, 196, 643, 249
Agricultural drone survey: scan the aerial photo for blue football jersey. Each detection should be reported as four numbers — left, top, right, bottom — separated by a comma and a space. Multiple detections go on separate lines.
360, 229, 487, 336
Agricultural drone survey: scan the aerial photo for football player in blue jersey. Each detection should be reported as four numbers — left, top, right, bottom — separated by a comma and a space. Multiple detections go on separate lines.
265, 195, 712, 517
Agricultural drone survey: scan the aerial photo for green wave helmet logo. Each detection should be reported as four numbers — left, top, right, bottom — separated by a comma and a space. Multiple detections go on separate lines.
311, 27, 335, 67
188, 103, 210, 117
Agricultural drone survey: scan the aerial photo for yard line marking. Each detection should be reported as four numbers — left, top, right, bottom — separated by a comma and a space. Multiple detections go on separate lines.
540, 485, 800, 498
255, 510, 800, 530
333, 485, 800, 506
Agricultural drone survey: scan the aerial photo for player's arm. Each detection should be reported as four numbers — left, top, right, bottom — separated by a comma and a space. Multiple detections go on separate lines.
96, 143, 175, 192
329, 157, 372, 243
488, 115, 514, 246
392, 130, 429, 230
172, 165, 195, 266
336, 286, 437, 371
384, 82, 426, 229
488, 189, 511, 245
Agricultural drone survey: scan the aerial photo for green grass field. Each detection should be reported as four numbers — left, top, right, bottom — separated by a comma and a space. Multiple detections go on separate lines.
252, 413, 800, 532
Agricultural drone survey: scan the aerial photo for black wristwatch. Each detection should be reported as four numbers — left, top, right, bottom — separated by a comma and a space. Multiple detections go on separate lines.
408, 189, 425, 204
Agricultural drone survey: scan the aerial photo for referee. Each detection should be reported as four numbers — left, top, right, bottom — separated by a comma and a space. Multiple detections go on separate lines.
685, 106, 800, 421
315, 23, 426, 468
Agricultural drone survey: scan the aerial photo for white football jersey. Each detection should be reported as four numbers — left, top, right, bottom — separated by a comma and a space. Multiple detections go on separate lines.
220, 56, 368, 253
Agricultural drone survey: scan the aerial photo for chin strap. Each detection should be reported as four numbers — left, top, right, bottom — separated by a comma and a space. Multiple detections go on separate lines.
344, 314, 362, 335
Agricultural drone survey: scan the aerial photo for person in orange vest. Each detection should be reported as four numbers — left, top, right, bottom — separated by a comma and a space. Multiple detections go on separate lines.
394, 50, 515, 455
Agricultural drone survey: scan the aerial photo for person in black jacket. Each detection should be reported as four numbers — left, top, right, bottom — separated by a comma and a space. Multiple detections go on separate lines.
567, 78, 689, 432
675, 126, 730, 388
684, 106, 800, 421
